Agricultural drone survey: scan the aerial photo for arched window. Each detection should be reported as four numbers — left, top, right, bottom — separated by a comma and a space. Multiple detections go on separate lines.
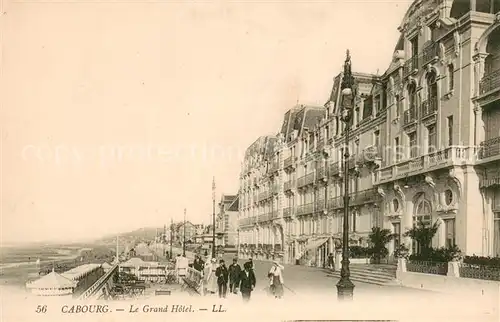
413, 199, 432, 254
426, 71, 438, 112
408, 83, 417, 111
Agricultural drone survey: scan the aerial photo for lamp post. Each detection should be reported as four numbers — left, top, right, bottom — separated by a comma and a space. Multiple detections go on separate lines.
170, 218, 173, 260
183, 208, 187, 257
212, 177, 216, 259
336, 49, 356, 300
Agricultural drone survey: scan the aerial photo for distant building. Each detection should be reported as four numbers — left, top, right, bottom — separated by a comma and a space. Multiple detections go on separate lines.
216, 194, 239, 247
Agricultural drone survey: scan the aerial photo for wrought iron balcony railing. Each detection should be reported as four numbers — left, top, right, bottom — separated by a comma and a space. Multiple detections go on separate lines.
296, 203, 314, 216
316, 166, 327, 181
284, 156, 293, 169
421, 96, 438, 119
480, 68, 500, 95
328, 196, 343, 210
283, 207, 292, 218
317, 138, 325, 151
480, 136, 500, 159
422, 42, 439, 66
329, 162, 340, 176
315, 198, 326, 212
403, 55, 419, 78
350, 189, 378, 206
284, 180, 294, 191
403, 106, 418, 125
305, 172, 315, 185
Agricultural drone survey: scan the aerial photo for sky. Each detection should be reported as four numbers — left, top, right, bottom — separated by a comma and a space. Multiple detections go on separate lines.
1, 0, 412, 244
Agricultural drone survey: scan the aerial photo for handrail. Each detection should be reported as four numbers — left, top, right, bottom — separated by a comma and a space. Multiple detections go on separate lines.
78, 263, 119, 300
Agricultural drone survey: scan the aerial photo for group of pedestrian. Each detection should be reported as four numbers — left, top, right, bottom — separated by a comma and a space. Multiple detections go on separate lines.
199, 256, 256, 302
194, 255, 287, 302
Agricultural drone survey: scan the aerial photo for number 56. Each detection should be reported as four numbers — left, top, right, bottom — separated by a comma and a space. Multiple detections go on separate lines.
35, 305, 47, 313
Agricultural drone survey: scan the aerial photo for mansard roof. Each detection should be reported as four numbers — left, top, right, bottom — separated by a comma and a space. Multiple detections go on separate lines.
279, 104, 325, 142
244, 135, 277, 159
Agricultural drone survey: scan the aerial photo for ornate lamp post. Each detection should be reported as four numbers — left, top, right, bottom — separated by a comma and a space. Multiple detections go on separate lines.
183, 208, 187, 257
212, 177, 216, 258
336, 49, 356, 300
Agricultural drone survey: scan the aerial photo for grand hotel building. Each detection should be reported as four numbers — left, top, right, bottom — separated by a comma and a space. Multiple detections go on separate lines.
237, 0, 500, 266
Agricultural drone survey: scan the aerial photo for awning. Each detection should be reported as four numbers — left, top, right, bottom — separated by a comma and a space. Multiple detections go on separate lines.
304, 237, 329, 251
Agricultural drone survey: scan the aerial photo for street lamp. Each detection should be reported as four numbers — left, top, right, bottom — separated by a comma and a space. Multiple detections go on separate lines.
336, 49, 356, 300
212, 177, 216, 259
183, 208, 187, 257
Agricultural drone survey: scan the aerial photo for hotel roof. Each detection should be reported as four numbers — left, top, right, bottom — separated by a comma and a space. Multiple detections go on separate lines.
62, 263, 102, 281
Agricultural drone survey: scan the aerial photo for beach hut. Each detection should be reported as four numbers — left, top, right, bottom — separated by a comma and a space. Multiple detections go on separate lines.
26, 268, 77, 296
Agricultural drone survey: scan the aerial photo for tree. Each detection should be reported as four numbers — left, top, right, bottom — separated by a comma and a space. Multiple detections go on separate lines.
403, 219, 440, 256
368, 227, 395, 264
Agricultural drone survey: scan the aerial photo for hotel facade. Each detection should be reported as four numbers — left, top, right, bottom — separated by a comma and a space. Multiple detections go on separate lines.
237, 0, 500, 265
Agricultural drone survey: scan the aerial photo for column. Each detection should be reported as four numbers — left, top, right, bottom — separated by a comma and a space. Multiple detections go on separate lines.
403, 198, 414, 253
435, 217, 446, 248
473, 53, 488, 96
474, 104, 484, 146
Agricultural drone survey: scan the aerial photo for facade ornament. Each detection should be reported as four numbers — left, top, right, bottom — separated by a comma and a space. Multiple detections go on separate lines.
377, 187, 386, 198
439, 43, 446, 65
393, 183, 406, 203
453, 31, 460, 57
424, 174, 436, 188
448, 167, 463, 201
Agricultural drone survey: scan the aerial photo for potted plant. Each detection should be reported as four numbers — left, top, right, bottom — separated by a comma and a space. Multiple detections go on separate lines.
368, 227, 395, 264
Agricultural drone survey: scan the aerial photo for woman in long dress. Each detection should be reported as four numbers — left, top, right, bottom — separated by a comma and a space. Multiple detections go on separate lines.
268, 261, 284, 299
203, 258, 218, 294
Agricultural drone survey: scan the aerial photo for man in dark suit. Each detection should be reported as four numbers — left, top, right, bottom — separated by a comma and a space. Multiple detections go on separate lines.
228, 258, 241, 294
239, 262, 256, 302
245, 258, 254, 270
193, 255, 205, 272
215, 259, 229, 298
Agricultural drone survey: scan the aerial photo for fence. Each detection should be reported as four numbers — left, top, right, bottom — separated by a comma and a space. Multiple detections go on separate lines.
181, 267, 203, 295
78, 264, 119, 300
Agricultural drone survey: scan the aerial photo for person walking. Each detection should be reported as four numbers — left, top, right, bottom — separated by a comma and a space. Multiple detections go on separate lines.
239, 262, 256, 302
327, 253, 335, 271
228, 258, 241, 294
203, 258, 218, 294
268, 260, 284, 299
193, 255, 205, 272
215, 259, 229, 298
245, 257, 254, 270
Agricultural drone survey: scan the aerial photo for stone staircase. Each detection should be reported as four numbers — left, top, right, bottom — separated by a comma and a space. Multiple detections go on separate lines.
328, 264, 399, 286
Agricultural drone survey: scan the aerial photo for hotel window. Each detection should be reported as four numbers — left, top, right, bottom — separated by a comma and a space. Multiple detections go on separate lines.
447, 116, 454, 146
494, 212, 500, 257
394, 137, 401, 162
410, 36, 418, 58
444, 219, 456, 247
427, 124, 437, 153
374, 130, 380, 147
326, 126, 330, 141
448, 64, 454, 91
374, 95, 381, 116
395, 95, 400, 118
409, 132, 417, 158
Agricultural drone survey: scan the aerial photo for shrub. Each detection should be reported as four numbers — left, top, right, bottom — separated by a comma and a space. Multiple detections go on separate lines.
349, 246, 371, 258
408, 245, 461, 263
394, 243, 410, 259
463, 255, 500, 268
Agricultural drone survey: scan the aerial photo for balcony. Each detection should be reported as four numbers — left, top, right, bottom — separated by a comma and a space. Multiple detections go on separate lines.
315, 198, 326, 212
480, 68, 500, 95
317, 138, 325, 151
283, 207, 292, 218
297, 176, 306, 188
403, 107, 418, 126
328, 196, 343, 210
350, 189, 378, 206
258, 213, 270, 223
422, 42, 439, 66
284, 180, 294, 192
375, 146, 477, 184
284, 156, 295, 169
359, 145, 381, 167
296, 203, 314, 216
403, 55, 419, 78
420, 97, 438, 120
270, 161, 279, 173
479, 137, 500, 159
316, 166, 327, 182
305, 172, 315, 185
238, 217, 256, 227
330, 162, 340, 176
271, 184, 280, 195
258, 191, 270, 202
270, 210, 279, 219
